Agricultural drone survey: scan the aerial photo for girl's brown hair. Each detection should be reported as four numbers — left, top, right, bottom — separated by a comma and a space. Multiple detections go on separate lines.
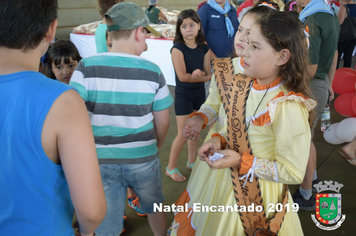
255, 11, 315, 125
174, 9, 205, 47
232, 5, 275, 57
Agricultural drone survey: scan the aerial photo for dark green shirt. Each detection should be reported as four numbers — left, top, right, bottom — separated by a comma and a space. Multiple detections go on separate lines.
304, 12, 340, 80
146, 6, 161, 24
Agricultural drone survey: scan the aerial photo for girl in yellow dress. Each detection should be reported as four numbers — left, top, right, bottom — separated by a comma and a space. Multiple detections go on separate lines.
171, 10, 316, 236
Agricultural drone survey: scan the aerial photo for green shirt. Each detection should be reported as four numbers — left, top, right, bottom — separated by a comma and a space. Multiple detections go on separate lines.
304, 12, 340, 80
95, 23, 108, 53
146, 6, 161, 24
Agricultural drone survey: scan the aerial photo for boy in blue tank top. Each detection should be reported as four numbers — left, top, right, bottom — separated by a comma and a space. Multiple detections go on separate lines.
0, 1, 106, 235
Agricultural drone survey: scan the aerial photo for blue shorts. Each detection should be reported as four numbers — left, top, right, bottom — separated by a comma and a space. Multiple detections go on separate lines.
95, 157, 163, 236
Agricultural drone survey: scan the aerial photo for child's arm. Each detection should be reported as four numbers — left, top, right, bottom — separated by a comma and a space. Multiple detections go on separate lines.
171, 48, 210, 83
43, 90, 106, 235
183, 74, 223, 139
200, 100, 312, 185
153, 109, 170, 150
191, 49, 212, 82
151, 74, 173, 150
239, 101, 311, 185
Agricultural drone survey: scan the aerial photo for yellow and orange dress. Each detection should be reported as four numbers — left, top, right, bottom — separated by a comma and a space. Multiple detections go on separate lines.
170, 74, 316, 236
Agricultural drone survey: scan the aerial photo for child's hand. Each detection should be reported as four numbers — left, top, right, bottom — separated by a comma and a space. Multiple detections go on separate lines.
198, 136, 221, 161
191, 69, 202, 79
204, 149, 242, 170
183, 115, 205, 140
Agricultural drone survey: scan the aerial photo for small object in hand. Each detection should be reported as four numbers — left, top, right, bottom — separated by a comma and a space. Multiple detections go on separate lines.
209, 152, 225, 162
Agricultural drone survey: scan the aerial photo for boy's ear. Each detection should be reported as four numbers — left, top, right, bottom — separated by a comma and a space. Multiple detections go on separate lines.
275, 49, 290, 66
134, 27, 144, 42
45, 19, 58, 43
134, 27, 140, 42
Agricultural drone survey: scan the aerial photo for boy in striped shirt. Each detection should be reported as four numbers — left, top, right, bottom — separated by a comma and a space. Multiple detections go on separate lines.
70, 2, 173, 235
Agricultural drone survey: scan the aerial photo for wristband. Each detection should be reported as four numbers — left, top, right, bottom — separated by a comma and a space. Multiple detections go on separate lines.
211, 133, 227, 150
190, 112, 208, 129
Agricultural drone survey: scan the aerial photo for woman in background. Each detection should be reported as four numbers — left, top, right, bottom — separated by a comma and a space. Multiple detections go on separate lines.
146, 0, 168, 24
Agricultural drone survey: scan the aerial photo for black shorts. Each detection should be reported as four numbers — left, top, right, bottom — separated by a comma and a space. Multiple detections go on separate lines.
174, 92, 206, 116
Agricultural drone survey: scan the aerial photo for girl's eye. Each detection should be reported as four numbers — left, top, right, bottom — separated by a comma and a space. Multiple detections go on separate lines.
237, 28, 242, 33
55, 66, 61, 70
182, 25, 186, 29
253, 45, 258, 50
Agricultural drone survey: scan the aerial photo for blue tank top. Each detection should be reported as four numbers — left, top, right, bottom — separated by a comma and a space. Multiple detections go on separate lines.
0, 71, 75, 235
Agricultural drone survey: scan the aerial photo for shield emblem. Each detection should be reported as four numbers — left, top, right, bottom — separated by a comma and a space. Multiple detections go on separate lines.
316, 193, 342, 225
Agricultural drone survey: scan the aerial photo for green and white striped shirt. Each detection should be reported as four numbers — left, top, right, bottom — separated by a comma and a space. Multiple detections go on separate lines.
70, 52, 173, 164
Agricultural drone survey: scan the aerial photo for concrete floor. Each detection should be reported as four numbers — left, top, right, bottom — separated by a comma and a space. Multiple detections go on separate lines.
121, 82, 356, 235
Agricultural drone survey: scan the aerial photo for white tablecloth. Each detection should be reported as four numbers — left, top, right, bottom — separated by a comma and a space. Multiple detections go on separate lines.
70, 33, 176, 86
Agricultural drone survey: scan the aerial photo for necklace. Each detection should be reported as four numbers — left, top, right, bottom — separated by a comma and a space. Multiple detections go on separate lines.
246, 82, 270, 130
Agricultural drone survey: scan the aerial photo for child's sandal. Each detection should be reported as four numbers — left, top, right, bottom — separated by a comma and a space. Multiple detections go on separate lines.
186, 161, 195, 170
165, 166, 186, 182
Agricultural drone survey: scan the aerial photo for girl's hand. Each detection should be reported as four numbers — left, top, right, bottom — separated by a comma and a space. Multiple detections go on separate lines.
198, 136, 221, 161
183, 116, 205, 140
204, 149, 242, 170
191, 69, 202, 79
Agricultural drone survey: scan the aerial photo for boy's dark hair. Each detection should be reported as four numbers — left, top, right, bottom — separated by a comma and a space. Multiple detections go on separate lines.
0, 0, 58, 51
98, 0, 124, 18
45, 40, 82, 79
174, 9, 205, 47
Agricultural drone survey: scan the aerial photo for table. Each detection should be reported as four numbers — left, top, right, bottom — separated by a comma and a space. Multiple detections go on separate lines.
70, 33, 176, 86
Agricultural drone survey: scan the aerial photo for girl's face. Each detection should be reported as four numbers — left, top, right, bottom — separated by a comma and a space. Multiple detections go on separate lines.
180, 17, 200, 43
242, 24, 281, 85
52, 57, 78, 84
234, 13, 256, 57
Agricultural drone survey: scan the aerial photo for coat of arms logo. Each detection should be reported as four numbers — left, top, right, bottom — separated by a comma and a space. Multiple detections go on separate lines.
311, 180, 346, 230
